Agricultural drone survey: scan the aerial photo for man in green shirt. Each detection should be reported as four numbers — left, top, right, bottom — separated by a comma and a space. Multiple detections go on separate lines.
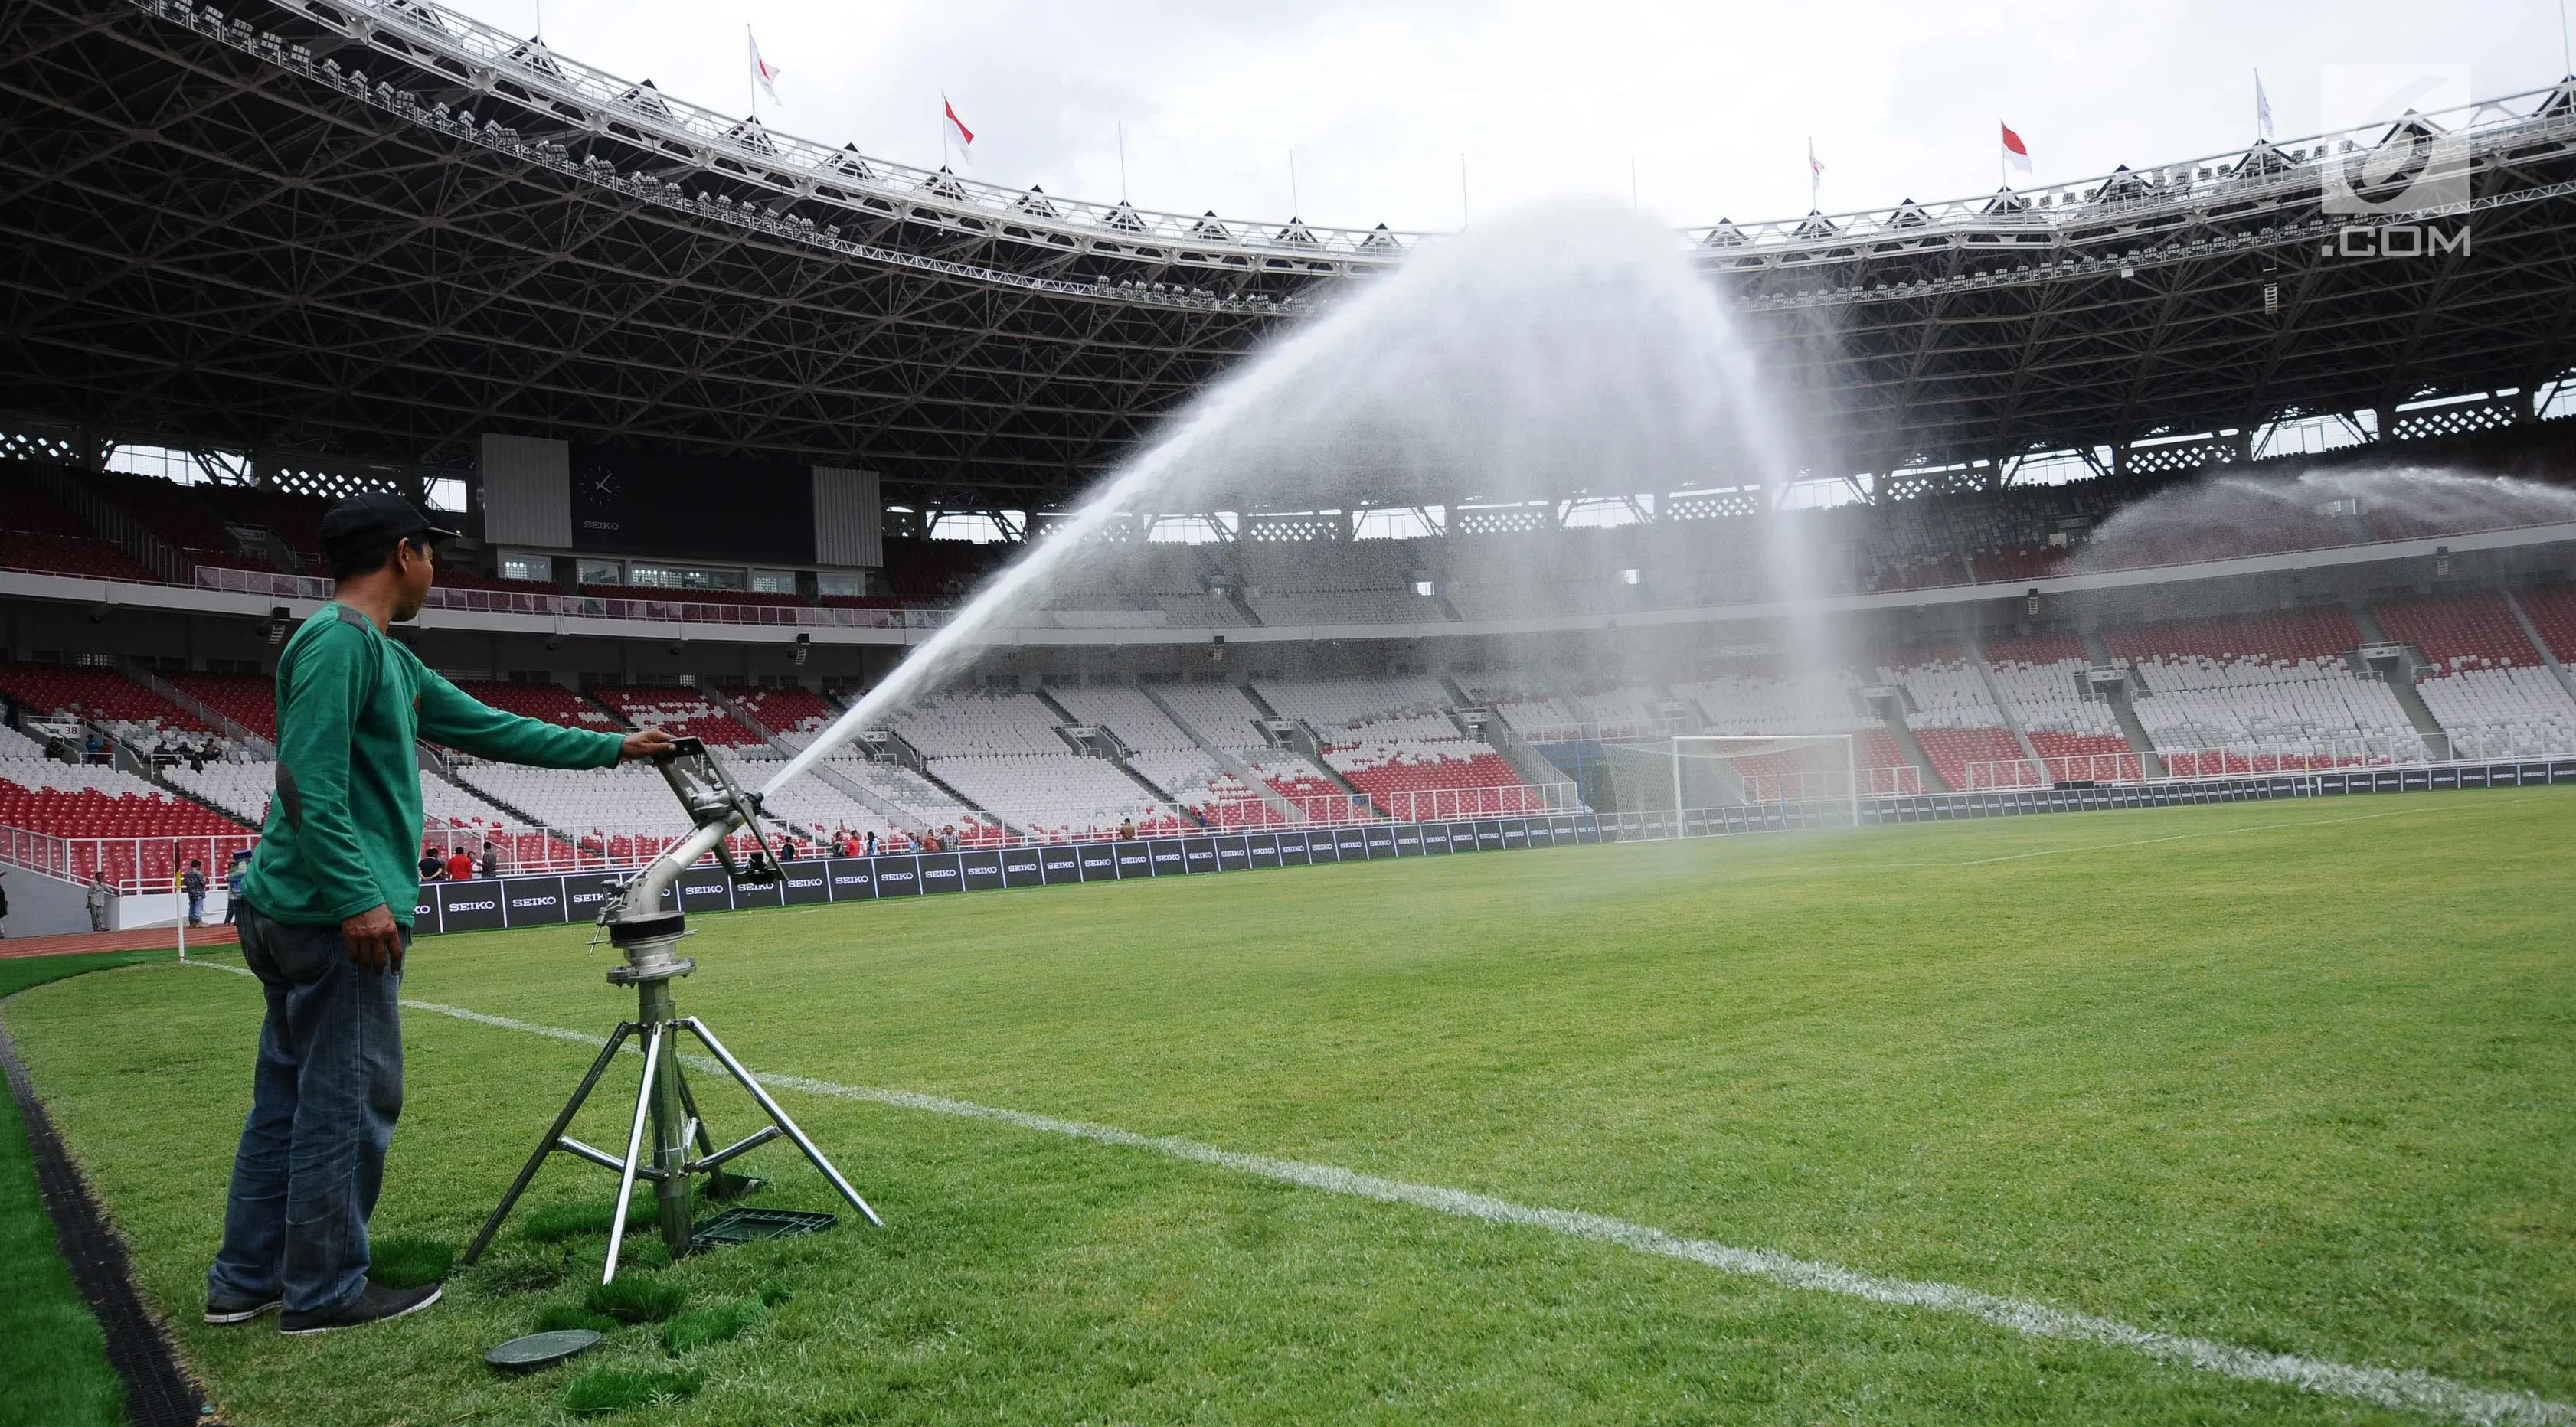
208, 493, 678, 1335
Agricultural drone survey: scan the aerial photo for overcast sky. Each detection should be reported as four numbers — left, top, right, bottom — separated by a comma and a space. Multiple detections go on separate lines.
453, 0, 2558, 233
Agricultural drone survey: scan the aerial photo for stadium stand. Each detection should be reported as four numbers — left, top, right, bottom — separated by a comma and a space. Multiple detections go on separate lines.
2521, 586, 2576, 665
0, 470, 158, 581
878, 689, 1188, 838
447, 681, 623, 733
165, 671, 278, 741
0, 756, 256, 888
1254, 676, 1542, 815
732, 685, 841, 743
0, 661, 214, 751
2102, 611, 2420, 765
84, 467, 280, 573
2372, 594, 2576, 757
588, 684, 763, 746
1980, 632, 2137, 782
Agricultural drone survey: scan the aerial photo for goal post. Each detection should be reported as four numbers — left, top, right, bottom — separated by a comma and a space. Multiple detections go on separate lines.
1598, 733, 1863, 830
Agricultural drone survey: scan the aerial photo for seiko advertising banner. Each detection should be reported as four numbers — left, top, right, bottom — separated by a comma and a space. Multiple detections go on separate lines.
678, 867, 734, 913
436, 881, 505, 932
917, 852, 964, 893
1246, 832, 1280, 867
825, 858, 877, 900
780, 864, 832, 905
1077, 844, 1118, 882
412, 887, 441, 933
1002, 849, 1046, 888
502, 876, 568, 928
874, 854, 921, 896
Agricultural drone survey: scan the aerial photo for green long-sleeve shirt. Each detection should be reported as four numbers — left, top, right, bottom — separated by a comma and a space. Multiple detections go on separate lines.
240, 603, 625, 927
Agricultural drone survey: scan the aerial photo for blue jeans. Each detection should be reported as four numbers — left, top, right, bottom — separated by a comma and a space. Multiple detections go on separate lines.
206, 904, 407, 1314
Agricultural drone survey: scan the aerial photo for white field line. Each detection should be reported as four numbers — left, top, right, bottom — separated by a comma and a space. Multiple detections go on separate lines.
185, 961, 2571, 1425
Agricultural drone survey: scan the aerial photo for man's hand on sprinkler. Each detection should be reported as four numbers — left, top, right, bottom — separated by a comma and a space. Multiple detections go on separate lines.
619, 727, 683, 761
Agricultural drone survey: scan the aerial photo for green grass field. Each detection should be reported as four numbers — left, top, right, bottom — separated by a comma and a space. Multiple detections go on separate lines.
5, 790, 2573, 1425
0, 949, 171, 1427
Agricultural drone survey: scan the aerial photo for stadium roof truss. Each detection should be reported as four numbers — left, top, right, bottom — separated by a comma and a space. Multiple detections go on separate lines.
5, 0, 2576, 512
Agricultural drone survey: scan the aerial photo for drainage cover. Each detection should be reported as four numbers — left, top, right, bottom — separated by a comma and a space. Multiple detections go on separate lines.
689, 1207, 836, 1251
485, 1329, 603, 1373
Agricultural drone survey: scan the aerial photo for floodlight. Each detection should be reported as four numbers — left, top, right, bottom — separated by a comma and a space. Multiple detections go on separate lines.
460, 736, 879, 1283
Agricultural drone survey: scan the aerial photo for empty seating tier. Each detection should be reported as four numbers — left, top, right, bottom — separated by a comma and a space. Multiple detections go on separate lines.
589, 685, 764, 746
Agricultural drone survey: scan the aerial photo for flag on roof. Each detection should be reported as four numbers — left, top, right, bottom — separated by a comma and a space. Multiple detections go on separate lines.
749, 29, 781, 103
943, 96, 975, 161
2255, 70, 2275, 140
2000, 121, 2032, 173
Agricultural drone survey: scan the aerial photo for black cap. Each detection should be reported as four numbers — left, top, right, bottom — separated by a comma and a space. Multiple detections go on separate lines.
319, 491, 460, 553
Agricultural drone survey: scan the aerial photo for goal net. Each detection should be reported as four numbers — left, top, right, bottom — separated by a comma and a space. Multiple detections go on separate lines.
1598, 733, 1862, 827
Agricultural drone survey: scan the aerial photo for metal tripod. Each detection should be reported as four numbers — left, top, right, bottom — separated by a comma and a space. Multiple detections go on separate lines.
459, 737, 880, 1283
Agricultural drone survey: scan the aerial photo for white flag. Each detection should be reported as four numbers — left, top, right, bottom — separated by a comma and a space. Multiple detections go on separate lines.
2255, 70, 2274, 141
750, 29, 782, 103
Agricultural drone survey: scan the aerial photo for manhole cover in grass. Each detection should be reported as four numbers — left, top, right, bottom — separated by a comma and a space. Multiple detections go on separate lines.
485, 1328, 603, 1373
690, 1207, 835, 1251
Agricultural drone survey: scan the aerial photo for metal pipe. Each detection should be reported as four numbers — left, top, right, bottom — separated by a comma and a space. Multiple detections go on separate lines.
602, 1023, 663, 1282
616, 813, 736, 923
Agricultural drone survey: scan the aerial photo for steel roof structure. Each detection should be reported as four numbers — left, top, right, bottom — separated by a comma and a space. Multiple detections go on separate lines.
6, 0, 2576, 511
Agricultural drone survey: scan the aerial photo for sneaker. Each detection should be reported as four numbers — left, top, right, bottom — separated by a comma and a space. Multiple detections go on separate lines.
204, 1294, 281, 1325
279, 1281, 443, 1336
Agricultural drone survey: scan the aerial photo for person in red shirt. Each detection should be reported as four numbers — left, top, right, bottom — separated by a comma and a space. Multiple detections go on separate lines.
443, 847, 475, 882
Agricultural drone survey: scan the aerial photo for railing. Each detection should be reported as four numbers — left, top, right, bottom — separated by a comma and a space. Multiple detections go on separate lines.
1515, 718, 1685, 746
1368, 782, 1578, 823
186, 566, 948, 630
1734, 768, 1921, 803
1957, 734, 2525, 789
0, 825, 260, 895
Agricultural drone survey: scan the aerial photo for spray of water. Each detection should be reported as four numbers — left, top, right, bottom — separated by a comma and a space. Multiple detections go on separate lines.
2077, 465, 2576, 572
766, 201, 1811, 798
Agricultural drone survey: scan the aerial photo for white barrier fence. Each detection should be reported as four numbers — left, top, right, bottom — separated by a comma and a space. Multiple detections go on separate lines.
1957, 735, 2569, 789
0, 826, 260, 895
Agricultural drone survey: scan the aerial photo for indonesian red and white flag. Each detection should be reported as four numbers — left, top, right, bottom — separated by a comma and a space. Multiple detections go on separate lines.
2000, 121, 2032, 174
943, 95, 975, 161
749, 30, 781, 103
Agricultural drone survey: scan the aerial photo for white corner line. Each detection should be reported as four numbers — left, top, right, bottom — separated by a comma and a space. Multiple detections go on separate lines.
183, 962, 2569, 1426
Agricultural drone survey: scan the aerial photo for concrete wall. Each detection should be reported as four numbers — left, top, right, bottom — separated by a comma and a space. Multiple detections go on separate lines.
0, 864, 100, 939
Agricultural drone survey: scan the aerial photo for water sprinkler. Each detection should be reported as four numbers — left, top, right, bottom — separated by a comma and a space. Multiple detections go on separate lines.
459, 737, 880, 1282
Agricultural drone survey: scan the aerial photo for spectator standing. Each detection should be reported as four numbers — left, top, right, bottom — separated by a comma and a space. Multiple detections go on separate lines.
183, 860, 209, 926
863, 830, 878, 856
444, 846, 474, 882
1118, 816, 1137, 840
479, 841, 499, 880
417, 848, 444, 881
88, 873, 113, 932
226, 851, 249, 924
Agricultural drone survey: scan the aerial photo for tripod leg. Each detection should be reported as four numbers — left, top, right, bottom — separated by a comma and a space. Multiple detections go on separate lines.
461, 1023, 633, 1266
672, 1063, 717, 1157
680, 1018, 882, 1226
602, 1023, 665, 1284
